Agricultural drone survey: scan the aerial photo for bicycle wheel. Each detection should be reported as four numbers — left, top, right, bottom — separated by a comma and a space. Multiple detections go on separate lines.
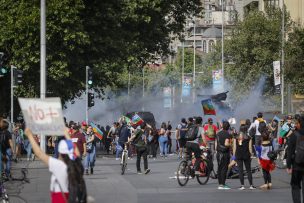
177, 160, 190, 186
121, 153, 127, 175
196, 160, 210, 185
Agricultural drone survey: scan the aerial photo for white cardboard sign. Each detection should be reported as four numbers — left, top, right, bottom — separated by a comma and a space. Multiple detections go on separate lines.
18, 97, 65, 135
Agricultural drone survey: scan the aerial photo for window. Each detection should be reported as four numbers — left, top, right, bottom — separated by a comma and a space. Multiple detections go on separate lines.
208, 40, 215, 52
203, 40, 207, 53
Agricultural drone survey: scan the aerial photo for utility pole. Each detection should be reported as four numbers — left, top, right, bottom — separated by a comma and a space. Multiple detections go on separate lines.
181, 41, 185, 103
86, 66, 89, 124
221, 0, 225, 88
40, 0, 47, 152
193, 16, 196, 88
281, 0, 285, 114
10, 65, 16, 128
142, 67, 145, 111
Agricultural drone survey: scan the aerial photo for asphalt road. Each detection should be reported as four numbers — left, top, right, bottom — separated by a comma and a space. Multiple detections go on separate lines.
16, 154, 293, 203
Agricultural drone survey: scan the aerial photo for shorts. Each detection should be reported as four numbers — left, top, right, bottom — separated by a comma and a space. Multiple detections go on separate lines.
178, 138, 186, 148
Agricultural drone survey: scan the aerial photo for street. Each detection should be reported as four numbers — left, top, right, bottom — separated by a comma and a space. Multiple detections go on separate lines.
12, 154, 292, 203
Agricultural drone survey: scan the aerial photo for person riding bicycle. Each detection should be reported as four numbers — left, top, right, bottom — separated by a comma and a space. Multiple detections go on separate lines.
185, 116, 204, 175
116, 120, 131, 160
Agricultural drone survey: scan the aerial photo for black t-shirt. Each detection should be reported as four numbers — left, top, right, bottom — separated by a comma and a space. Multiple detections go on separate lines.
235, 138, 251, 160
0, 130, 12, 153
118, 125, 131, 144
216, 130, 232, 153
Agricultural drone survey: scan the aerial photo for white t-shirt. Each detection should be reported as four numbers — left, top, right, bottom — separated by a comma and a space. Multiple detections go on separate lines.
49, 157, 68, 193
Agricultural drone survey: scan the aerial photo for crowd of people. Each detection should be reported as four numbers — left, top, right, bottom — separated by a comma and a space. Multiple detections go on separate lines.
1, 111, 304, 203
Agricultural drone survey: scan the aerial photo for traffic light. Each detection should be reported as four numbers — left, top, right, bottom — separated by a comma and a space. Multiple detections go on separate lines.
0, 52, 7, 77
88, 68, 93, 86
13, 69, 23, 85
88, 92, 95, 107
0, 67, 7, 76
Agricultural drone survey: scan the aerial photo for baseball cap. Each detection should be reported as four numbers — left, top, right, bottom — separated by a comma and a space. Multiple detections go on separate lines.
81, 121, 87, 126
58, 140, 75, 160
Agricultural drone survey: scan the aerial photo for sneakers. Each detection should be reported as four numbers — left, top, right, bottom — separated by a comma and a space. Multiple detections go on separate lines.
144, 169, 151, 174
115, 158, 120, 161
137, 171, 142, 175
85, 169, 89, 175
194, 171, 201, 176
219, 185, 231, 190
249, 185, 256, 190
238, 186, 245, 190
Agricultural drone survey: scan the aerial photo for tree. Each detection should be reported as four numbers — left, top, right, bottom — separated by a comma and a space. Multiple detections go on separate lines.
219, 8, 292, 103
285, 27, 304, 94
0, 0, 203, 116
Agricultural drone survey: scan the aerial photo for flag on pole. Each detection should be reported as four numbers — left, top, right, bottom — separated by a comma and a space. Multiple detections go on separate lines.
131, 113, 144, 126
273, 115, 281, 122
201, 99, 216, 115
90, 122, 104, 140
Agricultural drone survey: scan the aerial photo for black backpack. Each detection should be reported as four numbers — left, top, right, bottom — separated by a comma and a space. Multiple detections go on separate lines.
185, 124, 199, 141
248, 126, 256, 137
179, 123, 187, 139
295, 132, 304, 165
258, 120, 267, 134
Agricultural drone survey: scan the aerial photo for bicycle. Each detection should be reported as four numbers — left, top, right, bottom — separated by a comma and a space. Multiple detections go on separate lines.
176, 146, 212, 186
121, 143, 129, 175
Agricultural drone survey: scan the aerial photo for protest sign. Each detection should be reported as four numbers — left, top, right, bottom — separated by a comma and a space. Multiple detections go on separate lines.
18, 97, 66, 135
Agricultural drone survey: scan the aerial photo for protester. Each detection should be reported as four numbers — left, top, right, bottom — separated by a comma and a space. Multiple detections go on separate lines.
287, 114, 304, 203
116, 120, 131, 160
70, 123, 86, 158
130, 122, 150, 174
177, 118, 187, 159
258, 130, 275, 190
216, 121, 232, 190
84, 125, 96, 175
249, 112, 266, 156
185, 116, 204, 175
14, 122, 24, 161
203, 118, 218, 160
24, 128, 87, 203
233, 125, 256, 190
167, 122, 173, 154
158, 122, 168, 157
0, 119, 14, 178
268, 118, 279, 151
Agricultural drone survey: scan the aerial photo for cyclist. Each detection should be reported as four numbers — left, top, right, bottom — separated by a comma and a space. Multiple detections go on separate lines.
116, 120, 131, 160
185, 116, 204, 175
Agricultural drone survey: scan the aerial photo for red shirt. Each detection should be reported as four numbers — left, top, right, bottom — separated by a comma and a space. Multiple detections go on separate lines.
71, 132, 86, 155
203, 124, 218, 141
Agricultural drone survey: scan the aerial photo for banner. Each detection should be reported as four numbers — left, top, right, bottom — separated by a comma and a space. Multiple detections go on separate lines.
131, 113, 144, 126
201, 99, 216, 115
18, 98, 66, 135
163, 87, 172, 108
273, 61, 281, 86
182, 76, 192, 97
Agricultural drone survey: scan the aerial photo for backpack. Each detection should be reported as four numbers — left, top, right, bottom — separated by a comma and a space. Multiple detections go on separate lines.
258, 120, 267, 134
249, 126, 256, 137
133, 129, 146, 148
179, 123, 187, 139
205, 125, 216, 139
295, 132, 304, 165
185, 124, 199, 141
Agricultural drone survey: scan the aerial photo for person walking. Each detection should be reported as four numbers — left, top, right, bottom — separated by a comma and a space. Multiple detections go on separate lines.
216, 121, 232, 190
0, 119, 14, 179
203, 118, 218, 160
177, 118, 187, 159
287, 115, 304, 203
84, 125, 96, 175
130, 122, 150, 174
158, 122, 168, 158
233, 125, 256, 190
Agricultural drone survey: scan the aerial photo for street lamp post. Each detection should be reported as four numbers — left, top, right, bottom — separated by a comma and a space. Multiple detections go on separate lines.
181, 41, 185, 103
221, 0, 225, 88
281, 0, 285, 114
193, 16, 196, 88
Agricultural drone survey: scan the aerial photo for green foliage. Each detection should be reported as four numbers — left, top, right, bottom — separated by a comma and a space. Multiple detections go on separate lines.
285, 27, 304, 94
219, 8, 292, 102
0, 0, 203, 116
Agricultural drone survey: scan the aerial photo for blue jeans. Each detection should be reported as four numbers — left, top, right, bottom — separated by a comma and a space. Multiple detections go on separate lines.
5, 148, 12, 177
84, 147, 96, 170
24, 140, 32, 159
53, 141, 59, 158
272, 138, 279, 151
159, 136, 168, 156
116, 143, 123, 159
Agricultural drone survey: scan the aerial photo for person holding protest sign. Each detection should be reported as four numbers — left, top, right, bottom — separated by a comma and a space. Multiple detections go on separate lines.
24, 128, 87, 203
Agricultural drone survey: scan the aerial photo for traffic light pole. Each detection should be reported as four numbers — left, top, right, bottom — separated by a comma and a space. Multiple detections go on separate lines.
10, 65, 16, 127
86, 66, 88, 124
